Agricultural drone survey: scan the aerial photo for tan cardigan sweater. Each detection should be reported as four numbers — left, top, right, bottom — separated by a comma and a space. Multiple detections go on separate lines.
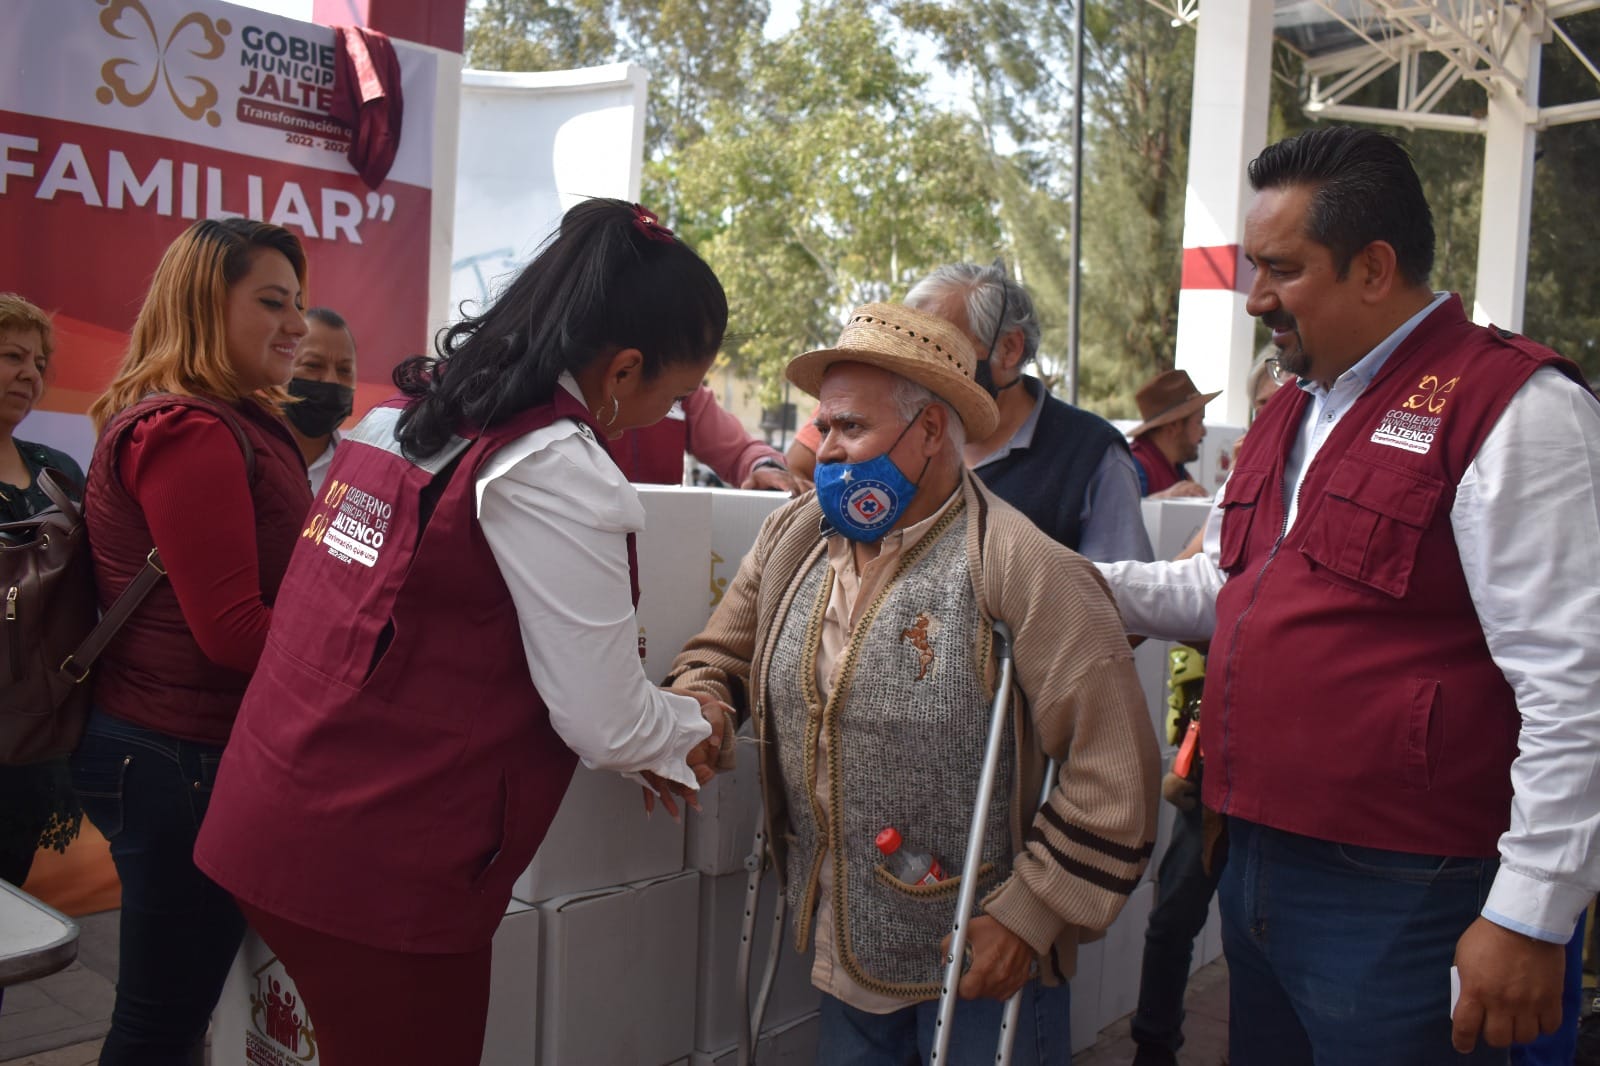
667, 471, 1160, 975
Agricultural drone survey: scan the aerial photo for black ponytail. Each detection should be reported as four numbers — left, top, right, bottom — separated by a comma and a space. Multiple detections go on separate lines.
392, 198, 727, 460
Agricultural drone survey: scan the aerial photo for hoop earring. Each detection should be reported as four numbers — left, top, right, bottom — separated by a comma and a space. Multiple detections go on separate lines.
603, 395, 620, 428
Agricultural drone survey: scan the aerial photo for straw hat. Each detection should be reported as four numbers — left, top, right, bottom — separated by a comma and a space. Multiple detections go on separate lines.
1127, 370, 1221, 438
786, 303, 999, 439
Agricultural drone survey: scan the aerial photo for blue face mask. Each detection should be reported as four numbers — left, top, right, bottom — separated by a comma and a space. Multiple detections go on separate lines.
814, 413, 928, 543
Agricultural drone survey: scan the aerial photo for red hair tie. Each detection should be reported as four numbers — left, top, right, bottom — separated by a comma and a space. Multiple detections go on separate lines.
631, 203, 676, 243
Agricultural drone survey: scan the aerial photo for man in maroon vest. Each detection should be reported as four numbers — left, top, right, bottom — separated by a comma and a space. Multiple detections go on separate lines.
1098, 126, 1600, 1065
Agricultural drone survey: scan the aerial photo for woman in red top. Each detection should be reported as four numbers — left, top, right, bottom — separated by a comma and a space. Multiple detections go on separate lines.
71, 219, 313, 1063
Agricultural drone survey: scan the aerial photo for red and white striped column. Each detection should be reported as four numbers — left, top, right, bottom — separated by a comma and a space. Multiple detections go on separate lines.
1173, 0, 1275, 428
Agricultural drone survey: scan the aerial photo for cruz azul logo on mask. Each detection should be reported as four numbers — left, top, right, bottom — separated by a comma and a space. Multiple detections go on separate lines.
843, 477, 896, 529
302, 478, 390, 568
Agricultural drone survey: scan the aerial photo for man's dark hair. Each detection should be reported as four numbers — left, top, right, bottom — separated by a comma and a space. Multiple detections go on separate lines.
1248, 126, 1435, 287
305, 306, 354, 350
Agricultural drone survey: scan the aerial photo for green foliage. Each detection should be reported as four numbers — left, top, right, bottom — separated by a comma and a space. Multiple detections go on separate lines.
466, 0, 1600, 406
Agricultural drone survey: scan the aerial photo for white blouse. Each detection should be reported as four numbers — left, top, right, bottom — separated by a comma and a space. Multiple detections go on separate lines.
473, 376, 710, 791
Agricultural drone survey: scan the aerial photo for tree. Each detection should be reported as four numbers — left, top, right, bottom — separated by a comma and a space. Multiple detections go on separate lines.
666, 0, 1005, 396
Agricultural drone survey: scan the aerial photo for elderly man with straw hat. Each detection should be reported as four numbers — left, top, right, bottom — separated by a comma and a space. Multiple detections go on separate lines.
1126, 370, 1221, 499
667, 303, 1160, 1064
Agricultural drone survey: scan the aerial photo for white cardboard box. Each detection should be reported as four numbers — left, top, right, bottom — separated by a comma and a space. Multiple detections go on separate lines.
683, 721, 761, 877
706, 488, 787, 613
689, 1011, 820, 1066
210, 899, 542, 1066
1140, 496, 1214, 563
1096, 879, 1155, 1033
635, 485, 715, 684
1193, 423, 1245, 495
514, 765, 686, 903
537, 870, 701, 1065
481, 899, 541, 1064
694, 871, 819, 1053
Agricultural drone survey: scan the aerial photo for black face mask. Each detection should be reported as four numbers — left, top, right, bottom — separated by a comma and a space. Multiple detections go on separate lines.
285, 378, 354, 438
974, 356, 1024, 400
975, 273, 1024, 400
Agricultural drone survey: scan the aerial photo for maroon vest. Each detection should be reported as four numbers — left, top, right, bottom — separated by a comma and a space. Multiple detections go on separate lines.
85, 396, 311, 745
605, 411, 688, 484
196, 389, 632, 953
1130, 435, 1189, 495
1203, 297, 1585, 857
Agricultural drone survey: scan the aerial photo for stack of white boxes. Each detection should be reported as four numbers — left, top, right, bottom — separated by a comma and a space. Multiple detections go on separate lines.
212, 484, 1230, 1063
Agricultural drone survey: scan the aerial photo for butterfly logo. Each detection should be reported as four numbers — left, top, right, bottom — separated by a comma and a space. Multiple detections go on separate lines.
1402, 373, 1460, 415
94, 0, 232, 128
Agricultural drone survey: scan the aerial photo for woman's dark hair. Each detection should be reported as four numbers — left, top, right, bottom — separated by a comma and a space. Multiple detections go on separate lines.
393, 198, 728, 459
1247, 126, 1435, 288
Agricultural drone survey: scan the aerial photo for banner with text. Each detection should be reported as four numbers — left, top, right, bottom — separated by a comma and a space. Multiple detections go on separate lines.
0, 0, 439, 462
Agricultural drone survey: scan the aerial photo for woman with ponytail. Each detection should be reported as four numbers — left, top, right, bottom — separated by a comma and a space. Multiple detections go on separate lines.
195, 199, 734, 1064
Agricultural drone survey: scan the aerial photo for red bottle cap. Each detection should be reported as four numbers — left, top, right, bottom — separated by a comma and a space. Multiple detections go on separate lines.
875, 827, 902, 855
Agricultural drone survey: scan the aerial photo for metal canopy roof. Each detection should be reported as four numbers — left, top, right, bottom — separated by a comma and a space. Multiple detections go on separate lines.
1144, 0, 1600, 133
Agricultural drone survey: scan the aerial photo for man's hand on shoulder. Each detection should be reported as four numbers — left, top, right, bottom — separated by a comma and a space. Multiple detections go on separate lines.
940, 915, 1034, 1001
1451, 916, 1564, 1052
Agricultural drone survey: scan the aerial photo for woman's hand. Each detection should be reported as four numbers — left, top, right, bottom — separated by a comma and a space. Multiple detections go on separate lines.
640, 690, 737, 817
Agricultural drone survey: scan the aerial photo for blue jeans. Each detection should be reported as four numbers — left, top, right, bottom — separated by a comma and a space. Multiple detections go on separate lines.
1510, 910, 1587, 1066
1130, 797, 1223, 1055
816, 981, 1071, 1065
1220, 817, 1507, 1066
69, 708, 246, 1065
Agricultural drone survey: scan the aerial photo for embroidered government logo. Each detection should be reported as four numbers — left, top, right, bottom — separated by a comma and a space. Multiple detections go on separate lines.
95, 0, 232, 127
1370, 409, 1441, 455
899, 613, 940, 681
1402, 373, 1459, 415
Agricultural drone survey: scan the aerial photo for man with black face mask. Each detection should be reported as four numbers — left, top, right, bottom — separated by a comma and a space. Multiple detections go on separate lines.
286, 307, 357, 493
906, 263, 1152, 563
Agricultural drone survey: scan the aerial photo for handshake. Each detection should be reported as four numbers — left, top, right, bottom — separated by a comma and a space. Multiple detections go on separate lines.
638, 688, 738, 819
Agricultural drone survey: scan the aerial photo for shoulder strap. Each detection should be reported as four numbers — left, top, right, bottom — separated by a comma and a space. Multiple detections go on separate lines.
151, 393, 258, 482
36, 468, 82, 522
57, 395, 257, 688
59, 547, 166, 686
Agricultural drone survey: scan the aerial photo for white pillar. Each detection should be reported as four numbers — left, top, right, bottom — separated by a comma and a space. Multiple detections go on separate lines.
1172, 0, 1275, 428
1471, 12, 1542, 331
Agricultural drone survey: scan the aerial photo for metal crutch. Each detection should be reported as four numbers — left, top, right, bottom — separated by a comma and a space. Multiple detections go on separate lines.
734, 801, 786, 1066
930, 620, 1060, 1065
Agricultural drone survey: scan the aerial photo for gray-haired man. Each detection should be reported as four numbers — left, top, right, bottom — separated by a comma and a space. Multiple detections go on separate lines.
906, 264, 1152, 562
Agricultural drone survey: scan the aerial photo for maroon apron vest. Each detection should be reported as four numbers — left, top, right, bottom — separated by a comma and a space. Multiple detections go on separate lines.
197, 388, 635, 953
1203, 297, 1586, 857
605, 409, 688, 484
85, 396, 311, 744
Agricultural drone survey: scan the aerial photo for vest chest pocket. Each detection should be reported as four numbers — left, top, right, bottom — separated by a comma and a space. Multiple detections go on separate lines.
1298, 459, 1444, 598
1216, 469, 1268, 573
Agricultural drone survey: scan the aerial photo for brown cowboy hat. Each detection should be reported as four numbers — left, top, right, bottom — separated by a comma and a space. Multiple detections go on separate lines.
1128, 369, 1221, 438
786, 302, 999, 439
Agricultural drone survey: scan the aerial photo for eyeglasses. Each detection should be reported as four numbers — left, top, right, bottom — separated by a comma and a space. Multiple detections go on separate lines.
1266, 356, 1294, 385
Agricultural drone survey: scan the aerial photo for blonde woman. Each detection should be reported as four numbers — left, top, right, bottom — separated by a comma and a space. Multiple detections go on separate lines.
71, 219, 313, 1063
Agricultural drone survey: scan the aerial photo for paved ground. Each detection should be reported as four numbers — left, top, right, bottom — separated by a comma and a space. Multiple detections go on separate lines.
8, 920, 1229, 1066
0, 913, 117, 1062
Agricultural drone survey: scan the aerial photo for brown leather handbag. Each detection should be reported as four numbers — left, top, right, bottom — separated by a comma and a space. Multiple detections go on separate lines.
0, 469, 168, 765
